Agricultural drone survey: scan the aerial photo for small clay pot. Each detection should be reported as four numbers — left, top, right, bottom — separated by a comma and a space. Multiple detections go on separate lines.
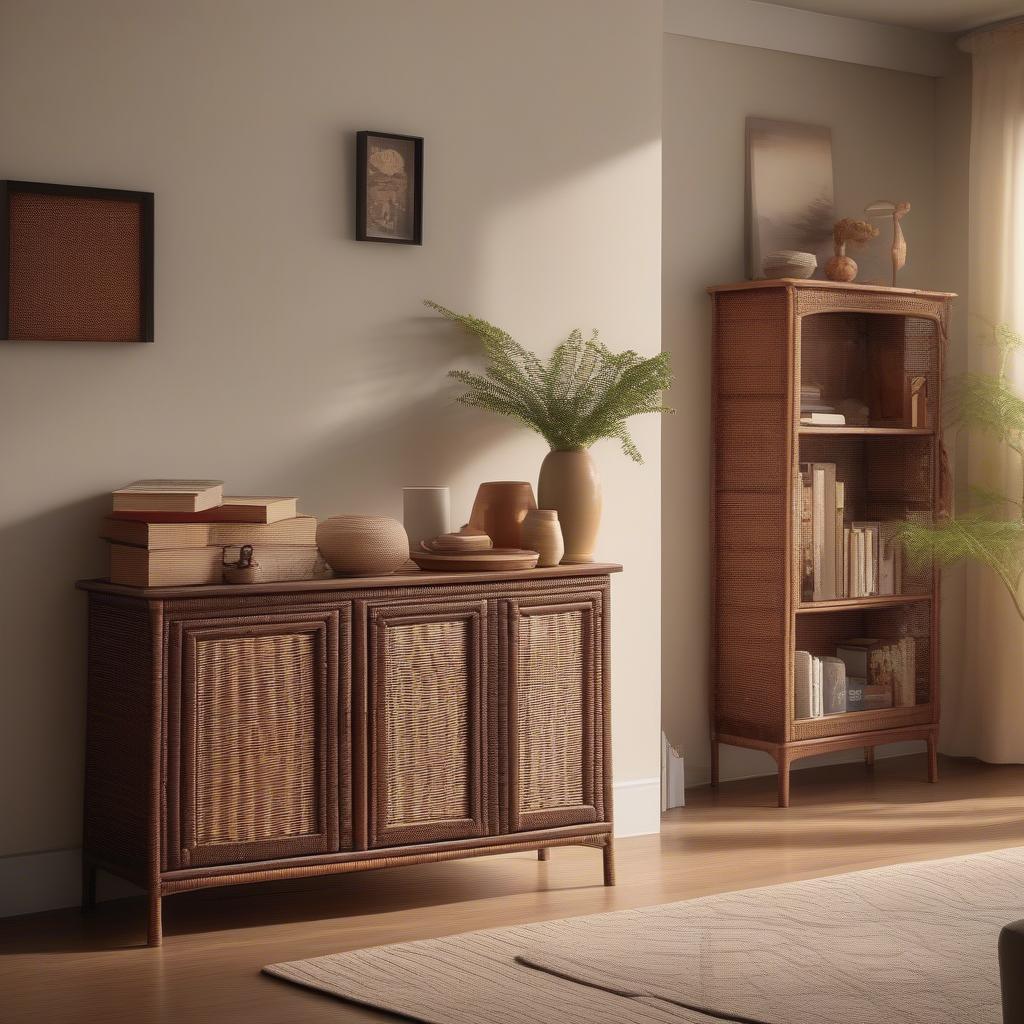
468, 481, 537, 548
521, 509, 565, 568
826, 254, 858, 283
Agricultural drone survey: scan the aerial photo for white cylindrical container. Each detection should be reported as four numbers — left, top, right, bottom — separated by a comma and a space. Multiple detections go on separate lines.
402, 486, 451, 554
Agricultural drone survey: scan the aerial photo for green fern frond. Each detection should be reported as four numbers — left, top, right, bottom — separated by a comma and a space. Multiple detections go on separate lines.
428, 300, 674, 462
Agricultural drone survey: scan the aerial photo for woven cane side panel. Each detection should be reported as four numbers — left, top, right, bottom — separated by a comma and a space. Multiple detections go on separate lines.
517, 611, 585, 811
383, 620, 471, 826
194, 633, 318, 844
714, 288, 791, 742
793, 286, 945, 324
8, 191, 143, 341
84, 597, 152, 876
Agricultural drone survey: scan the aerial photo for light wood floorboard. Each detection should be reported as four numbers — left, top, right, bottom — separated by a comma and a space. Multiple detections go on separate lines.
2, 754, 1023, 1023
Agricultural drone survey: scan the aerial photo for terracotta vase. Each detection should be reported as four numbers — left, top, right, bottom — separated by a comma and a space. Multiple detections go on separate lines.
316, 515, 409, 576
537, 450, 601, 563
468, 481, 537, 548
520, 509, 564, 568
825, 243, 858, 283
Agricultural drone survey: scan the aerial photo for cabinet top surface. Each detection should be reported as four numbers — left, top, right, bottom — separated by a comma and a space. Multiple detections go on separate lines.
77, 562, 623, 600
707, 279, 956, 300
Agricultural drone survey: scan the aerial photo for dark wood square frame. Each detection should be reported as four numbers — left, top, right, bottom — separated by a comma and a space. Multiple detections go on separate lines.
0, 180, 154, 343
355, 131, 423, 245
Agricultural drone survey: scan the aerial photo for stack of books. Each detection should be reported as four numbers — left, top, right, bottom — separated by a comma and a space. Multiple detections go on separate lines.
798, 463, 903, 601
794, 637, 916, 720
800, 383, 845, 426
102, 479, 320, 587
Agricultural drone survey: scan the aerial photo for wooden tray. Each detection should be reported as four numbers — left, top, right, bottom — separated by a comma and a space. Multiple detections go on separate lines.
410, 548, 540, 572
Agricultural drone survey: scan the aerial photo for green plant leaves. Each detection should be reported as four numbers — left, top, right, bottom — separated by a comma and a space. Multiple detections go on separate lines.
427, 300, 674, 462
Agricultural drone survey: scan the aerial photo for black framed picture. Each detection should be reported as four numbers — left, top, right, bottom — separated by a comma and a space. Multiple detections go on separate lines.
0, 180, 154, 343
356, 131, 423, 245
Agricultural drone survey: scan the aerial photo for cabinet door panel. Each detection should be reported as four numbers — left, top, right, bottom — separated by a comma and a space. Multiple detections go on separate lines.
169, 608, 349, 868
367, 600, 490, 847
505, 592, 606, 832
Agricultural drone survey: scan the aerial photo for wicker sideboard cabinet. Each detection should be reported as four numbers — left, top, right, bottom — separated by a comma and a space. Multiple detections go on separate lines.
78, 564, 619, 945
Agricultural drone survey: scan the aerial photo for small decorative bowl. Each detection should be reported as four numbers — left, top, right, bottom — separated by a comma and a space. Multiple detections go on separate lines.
762, 250, 817, 280
421, 526, 493, 553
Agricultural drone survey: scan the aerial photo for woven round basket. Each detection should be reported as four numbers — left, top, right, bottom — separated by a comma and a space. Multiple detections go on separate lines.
317, 515, 409, 576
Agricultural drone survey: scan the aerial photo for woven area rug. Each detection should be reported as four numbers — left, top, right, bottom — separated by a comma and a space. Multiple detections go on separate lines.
264, 847, 1024, 1024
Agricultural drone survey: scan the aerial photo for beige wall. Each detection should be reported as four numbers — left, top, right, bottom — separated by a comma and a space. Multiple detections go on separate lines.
662, 32, 963, 784
0, 0, 663, 861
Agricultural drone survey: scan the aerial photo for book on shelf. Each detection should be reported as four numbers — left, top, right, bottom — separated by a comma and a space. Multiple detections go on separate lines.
112, 479, 224, 513
100, 514, 318, 550
795, 637, 917, 720
110, 496, 298, 524
822, 656, 847, 715
108, 544, 223, 587
801, 412, 846, 426
835, 637, 917, 710
108, 540, 329, 587
798, 460, 904, 602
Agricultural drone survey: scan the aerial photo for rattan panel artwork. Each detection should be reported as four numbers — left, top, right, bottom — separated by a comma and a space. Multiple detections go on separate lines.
2, 182, 154, 342
383, 620, 472, 826
194, 633, 318, 845
710, 280, 950, 804
517, 611, 585, 811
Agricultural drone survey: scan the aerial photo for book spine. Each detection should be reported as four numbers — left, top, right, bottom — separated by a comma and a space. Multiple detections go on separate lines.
835, 481, 845, 599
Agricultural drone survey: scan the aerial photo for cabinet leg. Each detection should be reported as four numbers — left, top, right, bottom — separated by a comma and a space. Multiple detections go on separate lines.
927, 735, 939, 784
777, 755, 791, 808
602, 840, 616, 887
81, 860, 96, 911
710, 740, 720, 788
865, 746, 875, 769
147, 891, 163, 947
537, 848, 549, 862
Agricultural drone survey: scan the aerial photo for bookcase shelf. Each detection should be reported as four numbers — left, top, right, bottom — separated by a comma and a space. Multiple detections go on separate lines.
798, 426, 935, 436
709, 279, 952, 807
797, 594, 932, 613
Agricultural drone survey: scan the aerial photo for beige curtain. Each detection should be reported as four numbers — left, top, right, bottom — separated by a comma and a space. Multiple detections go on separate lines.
955, 23, 1024, 761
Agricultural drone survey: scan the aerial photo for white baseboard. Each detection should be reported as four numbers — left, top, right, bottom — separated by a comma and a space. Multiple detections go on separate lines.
0, 848, 141, 918
3, 781, 662, 918
613, 776, 662, 837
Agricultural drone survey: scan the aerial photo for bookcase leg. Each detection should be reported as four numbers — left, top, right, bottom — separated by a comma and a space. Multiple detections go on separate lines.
927, 735, 939, 784
602, 840, 616, 886
864, 746, 875, 768
777, 756, 791, 808
710, 741, 720, 788
537, 848, 549, 861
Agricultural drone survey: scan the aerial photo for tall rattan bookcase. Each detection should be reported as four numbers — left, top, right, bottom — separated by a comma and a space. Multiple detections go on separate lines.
709, 279, 953, 807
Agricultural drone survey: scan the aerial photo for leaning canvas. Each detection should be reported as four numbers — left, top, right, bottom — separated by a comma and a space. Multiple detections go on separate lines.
746, 117, 835, 279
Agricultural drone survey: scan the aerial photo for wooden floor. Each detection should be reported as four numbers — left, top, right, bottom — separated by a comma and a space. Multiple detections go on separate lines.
3, 753, 1024, 1023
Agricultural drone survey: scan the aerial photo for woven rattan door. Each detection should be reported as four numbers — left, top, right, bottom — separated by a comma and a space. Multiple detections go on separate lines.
503, 592, 605, 832
366, 599, 491, 848
168, 608, 348, 869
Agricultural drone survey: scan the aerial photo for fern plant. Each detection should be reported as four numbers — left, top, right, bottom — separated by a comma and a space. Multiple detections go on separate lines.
426, 300, 673, 463
900, 322, 1024, 621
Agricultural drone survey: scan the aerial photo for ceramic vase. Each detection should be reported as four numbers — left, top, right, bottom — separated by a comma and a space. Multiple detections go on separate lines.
468, 481, 537, 548
316, 515, 409, 576
825, 243, 858, 283
402, 486, 451, 555
537, 450, 601, 563
521, 509, 564, 568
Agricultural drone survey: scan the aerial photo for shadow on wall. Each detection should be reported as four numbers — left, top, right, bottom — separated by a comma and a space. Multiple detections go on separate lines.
0, 0, 663, 863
